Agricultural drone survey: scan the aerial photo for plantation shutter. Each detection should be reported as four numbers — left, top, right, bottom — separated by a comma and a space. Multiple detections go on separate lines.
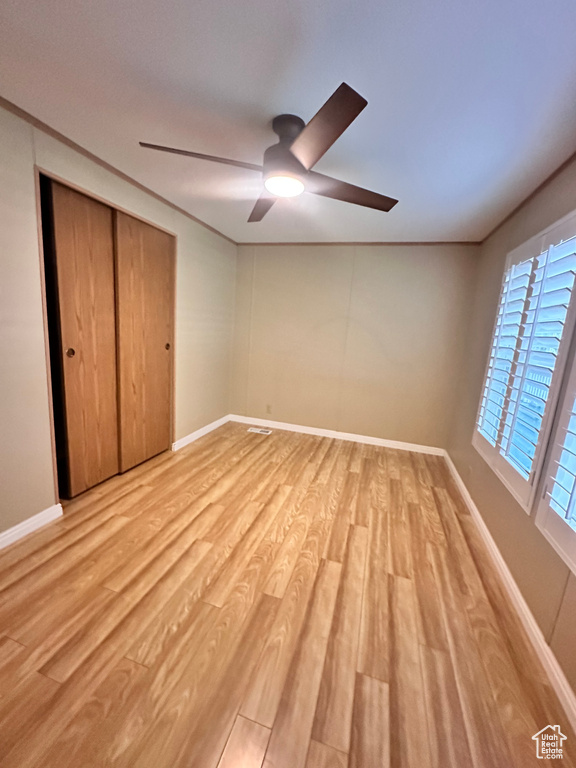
548, 391, 576, 526
475, 232, 576, 507
477, 258, 532, 452
537, 322, 576, 573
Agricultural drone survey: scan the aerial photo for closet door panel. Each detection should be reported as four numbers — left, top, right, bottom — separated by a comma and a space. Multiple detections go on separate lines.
52, 182, 119, 496
115, 212, 174, 471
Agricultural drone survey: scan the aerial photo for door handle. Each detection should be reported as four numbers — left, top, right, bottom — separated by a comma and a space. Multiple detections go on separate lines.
66, 348, 76, 358
165, 343, 171, 350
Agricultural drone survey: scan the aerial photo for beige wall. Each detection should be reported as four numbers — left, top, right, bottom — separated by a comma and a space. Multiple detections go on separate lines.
0, 105, 236, 534
0, 110, 56, 532
447, 153, 576, 690
232, 243, 479, 447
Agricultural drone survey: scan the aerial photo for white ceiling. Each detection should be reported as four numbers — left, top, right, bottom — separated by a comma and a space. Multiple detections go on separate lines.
1, 0, 576, 243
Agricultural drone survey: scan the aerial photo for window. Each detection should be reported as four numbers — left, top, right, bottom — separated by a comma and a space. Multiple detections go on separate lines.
473, 211, 576, 511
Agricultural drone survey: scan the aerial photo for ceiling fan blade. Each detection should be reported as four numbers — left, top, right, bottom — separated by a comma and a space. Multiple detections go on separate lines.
139, 142, 262, 172
288, 83, 368, 171
248, 193, 276, 222
307, 171, 398, 212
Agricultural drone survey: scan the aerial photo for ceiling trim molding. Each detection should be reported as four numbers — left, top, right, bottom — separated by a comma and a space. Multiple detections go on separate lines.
238, 241, 481, 247
482, 148, 576, 245
0, 94, 236, 246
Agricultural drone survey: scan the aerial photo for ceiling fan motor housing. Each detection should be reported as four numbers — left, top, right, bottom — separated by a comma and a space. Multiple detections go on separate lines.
263, 138, 307, 189
263, 114, 308, 187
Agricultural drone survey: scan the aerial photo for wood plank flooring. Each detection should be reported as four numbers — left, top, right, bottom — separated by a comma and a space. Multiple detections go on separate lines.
0, 422, 573, 767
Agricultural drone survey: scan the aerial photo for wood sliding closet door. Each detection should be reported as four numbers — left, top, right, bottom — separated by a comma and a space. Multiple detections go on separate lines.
115, 212, 175, 472
51, 182, 119, 496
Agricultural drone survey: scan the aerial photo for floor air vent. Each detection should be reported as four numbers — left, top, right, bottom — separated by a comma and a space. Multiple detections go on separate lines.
248, 427, 272, 435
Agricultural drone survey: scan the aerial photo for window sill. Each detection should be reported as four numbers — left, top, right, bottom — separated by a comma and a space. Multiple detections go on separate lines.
472, 429, 534, 515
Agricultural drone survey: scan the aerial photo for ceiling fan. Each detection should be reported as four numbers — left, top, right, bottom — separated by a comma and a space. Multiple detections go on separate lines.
140, 82, 398, 222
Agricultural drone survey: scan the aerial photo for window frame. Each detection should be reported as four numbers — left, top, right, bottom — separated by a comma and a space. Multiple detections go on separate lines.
535, 336, 576, 574
473, 209, 576, 514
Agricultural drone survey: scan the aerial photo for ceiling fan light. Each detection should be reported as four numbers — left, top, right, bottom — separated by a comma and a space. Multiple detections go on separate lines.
264, 175, 305, 197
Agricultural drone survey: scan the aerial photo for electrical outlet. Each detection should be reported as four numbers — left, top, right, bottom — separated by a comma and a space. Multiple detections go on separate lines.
266, 404, 272, 415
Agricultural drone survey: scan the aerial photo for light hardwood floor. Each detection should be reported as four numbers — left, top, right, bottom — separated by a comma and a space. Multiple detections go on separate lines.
0, 422, 573, 767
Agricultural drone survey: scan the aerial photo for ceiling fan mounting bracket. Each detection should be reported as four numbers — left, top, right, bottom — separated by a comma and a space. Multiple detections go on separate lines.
271, 114, 306, 143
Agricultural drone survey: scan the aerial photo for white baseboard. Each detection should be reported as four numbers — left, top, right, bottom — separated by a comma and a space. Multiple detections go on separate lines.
0, 503, 63, 551
443, 452, 576, 734
171, 415, 231, 451
228, 414, 445, 455
173, 413, 446, 456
